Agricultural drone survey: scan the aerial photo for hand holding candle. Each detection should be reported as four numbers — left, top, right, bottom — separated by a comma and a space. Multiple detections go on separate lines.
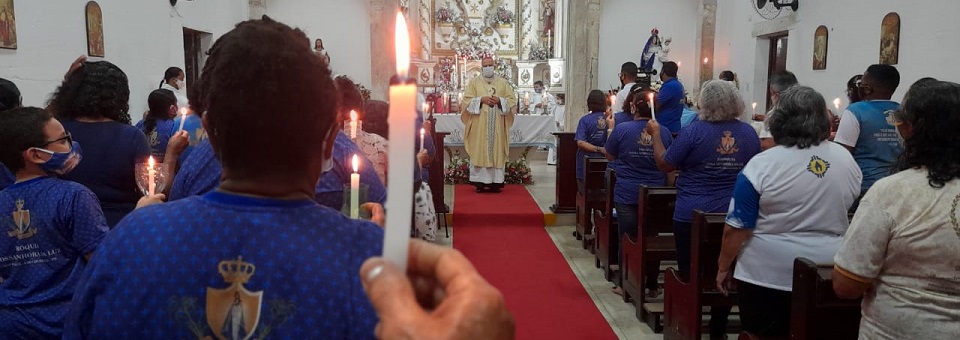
147, 156, 156, 196
350, 155, 360, 219
383, 13, 417, 272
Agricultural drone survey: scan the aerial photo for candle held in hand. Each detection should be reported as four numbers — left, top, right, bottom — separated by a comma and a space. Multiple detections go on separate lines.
147, 156, 156, 196
383, 12, 417, 272
349, 110, 358, 139
177, 108, 187, 132
350, 155, 360, 219
648, 93, 657, 121
610, 94, 616, 109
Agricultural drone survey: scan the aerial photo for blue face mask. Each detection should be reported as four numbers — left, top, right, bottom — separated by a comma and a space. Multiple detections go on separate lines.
34, 141, 83, 176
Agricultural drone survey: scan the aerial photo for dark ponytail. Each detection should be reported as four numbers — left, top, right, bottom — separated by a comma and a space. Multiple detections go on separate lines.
160, 67, 184, 89
144, 89, 177, 134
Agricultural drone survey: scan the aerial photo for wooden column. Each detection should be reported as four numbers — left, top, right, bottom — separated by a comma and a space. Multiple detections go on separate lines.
550, 132, 577, 213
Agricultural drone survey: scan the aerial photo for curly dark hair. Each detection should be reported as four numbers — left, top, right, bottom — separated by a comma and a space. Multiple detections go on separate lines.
895, 80, 960, 188
48, 61, 131, 124
199, 15, 338, 178
0, 107, 52, 172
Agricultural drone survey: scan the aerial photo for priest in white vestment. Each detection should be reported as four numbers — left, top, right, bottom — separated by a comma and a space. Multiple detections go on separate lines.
461, 57, 518, 193
547, 93, 565, 165
527, 81, 556, 115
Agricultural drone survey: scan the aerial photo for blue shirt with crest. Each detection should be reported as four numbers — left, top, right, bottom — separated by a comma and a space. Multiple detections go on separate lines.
63, 191, 383, 340
663, 120, 760, 222
604, 120, 673, 204
135, 118, 177, 159
0, 177, 109, 339
574, 111, 609, 180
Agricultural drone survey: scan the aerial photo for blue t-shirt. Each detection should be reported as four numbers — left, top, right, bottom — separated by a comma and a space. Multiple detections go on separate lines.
61, 120, 151, 227
604, 120, 673, 205
316, 133, 388, 209
0, 163, 13, 191
656, 78, 686, 132
63, 191, 384, 340
845, 100, 902, 193
613, 111, 634, 127
574, 111, 609, 180
172, 114, 206, 147
663, 120, 760, 222
169, 139, 221, 201
135, 118, 177, 159
0, 177, 109, 339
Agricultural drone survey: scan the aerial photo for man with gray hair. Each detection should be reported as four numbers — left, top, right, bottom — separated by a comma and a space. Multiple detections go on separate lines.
755, 71, 799, 150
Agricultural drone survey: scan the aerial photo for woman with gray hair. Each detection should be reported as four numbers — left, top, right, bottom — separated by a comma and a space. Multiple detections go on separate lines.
646, 79, 760, 339
715, 86, 862, 338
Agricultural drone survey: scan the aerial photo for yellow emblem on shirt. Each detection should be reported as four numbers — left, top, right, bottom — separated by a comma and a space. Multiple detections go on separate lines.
807, 155, 831, 178
9, 199, 37, 240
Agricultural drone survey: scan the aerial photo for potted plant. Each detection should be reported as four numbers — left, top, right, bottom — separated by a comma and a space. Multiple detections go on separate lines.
435, 5, 456, 42
492, 6, 515, 39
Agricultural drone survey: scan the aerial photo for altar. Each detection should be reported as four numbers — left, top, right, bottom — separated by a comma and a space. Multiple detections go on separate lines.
434, 113, 557, 148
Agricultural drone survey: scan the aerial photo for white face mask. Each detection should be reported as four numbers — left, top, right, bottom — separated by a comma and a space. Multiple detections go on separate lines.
482, 66, 495, 78
176, 79, 186, 90
320, 128, 335, 174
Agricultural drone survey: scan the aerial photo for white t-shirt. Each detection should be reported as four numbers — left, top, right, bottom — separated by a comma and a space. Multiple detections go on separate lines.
833, 109, 859, 147
726, 142, 862, 291
161, 83, 189, 110
616, 82, 635, 110
834, 168, 960, 339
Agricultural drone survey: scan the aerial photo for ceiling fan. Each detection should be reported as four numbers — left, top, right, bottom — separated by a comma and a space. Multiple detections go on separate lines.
754, 0, 799, 20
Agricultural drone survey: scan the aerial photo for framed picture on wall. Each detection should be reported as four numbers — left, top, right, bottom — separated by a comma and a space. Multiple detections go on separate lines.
812, 26, 828, 70
880, 12, 900, 65
0, 0, 17, 49
85, 1, 104, 57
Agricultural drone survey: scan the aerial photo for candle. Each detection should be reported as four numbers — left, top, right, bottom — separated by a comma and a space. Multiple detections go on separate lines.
703, 57, 709, 65
383, 12, 417, 272
648, 93, 657, 121
752, 102, 757, 116
525, 92, 530, 106
420, 128, 426, 150
678, 61, 683, 68
177, 108, 187, 132
833, 98, 841, 111
349, 110, 359, 139
147, 156, 156, 196
610, 94, 616, 109
350, 155, 360, 219
458, 92, 463, 103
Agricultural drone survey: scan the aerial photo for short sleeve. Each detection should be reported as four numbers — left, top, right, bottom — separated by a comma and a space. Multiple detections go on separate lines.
833, 109, 860, 147
725, 172, 760, 229
663, 124, 695, 168
574, 117, 589, 141
660, 126, 674, 149
65, 187, 110, 254
833, 196, 893, 281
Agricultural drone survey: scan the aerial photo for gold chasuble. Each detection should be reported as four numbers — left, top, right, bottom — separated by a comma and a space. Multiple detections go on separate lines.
461, 75, 518, 184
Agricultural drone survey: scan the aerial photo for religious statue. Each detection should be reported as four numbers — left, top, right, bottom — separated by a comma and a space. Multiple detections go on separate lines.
640, 28, 671, 74
541, 1, 555, 37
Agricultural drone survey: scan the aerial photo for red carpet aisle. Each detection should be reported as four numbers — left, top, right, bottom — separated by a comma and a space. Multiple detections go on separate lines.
453, 185, 618, 340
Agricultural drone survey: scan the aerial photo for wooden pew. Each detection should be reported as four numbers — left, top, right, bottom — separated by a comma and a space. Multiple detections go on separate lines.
788, 257, 862, 340
575, 157, 608, 250
551, 132, 577, 213
592, 168, 618, 281
663, 211, 738, 340
621, 186, 677, 332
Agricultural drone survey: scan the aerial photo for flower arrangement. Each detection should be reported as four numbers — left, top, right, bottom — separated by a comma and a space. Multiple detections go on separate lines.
492, 6, 515, 26
455, 47, 495, 61
528, 42, 548, 61
505, 157, 534, 185
435, 5, 456, 24
444, 151, 471, 184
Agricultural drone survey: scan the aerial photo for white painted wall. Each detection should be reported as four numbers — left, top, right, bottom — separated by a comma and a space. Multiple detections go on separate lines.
715, 0, 960, 117
0, 0, 247, 117
265, 0, 373, 89
598, 0, 699, 93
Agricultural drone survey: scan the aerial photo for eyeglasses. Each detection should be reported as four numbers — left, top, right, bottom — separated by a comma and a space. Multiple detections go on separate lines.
39, 132, 72, 148
884, 109, 903, 127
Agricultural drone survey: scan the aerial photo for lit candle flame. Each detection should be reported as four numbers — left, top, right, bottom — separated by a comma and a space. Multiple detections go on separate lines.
395, 13, 410, 78
350, 110, 358, 122
752, 102, 757, 110
833, 98, 841, 110
352, 154, 359, 173
703, 57, 709, 64
420, 128, 425, 138
148, 155, 155, 167
610, 94, 616, 107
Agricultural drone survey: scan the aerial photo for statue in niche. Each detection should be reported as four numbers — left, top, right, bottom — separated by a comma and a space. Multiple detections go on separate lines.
541, 0, 555, 37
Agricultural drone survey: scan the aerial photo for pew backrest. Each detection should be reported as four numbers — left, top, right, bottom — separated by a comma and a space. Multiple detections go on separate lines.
690, 210, 728, 290
637, 186, 677, 237
790, 257, 862, 340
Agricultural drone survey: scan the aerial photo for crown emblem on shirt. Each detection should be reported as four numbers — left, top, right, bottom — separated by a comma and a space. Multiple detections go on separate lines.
218, 256, 256, 284
9, 199, 36, 240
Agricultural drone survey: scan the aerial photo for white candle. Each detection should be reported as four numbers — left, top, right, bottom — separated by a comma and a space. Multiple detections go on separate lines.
177, 108, 187, 132
383, 12, 417, 272
610, 94, 616, 110
458, 92, 463, 103
525, 92, 530, 106
420, 128, 426, 150
350, 154, 360, 219
349, 110, 359, 139
648, 93, 657, 121
752, 102, 757, 116
147, 156, 156, 196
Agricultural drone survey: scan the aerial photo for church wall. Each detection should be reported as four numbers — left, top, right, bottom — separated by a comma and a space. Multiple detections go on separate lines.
265, 0, 373, 90
597, 0, 700, 95
715, 0, 960, 115
0, 0, 248, 118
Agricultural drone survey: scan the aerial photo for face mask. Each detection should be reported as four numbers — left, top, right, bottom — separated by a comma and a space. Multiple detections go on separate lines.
320, 129, 335, 174
176, 79, 186, 90
482, 66, 495, 78
535, 88, 543, 94
34, 141, 83, 176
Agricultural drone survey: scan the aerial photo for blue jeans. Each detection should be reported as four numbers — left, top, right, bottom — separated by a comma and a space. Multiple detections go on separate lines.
617, 203, 659, 289
674, 220, 730, 337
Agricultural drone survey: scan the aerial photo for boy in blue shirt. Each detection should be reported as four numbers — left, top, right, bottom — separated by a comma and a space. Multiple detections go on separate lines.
0, 107, 110, 339
65, 18, 385, 339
